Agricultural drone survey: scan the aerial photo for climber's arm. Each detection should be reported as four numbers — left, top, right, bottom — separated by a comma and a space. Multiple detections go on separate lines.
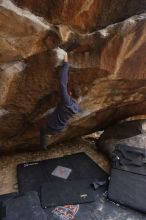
59, 53, 71, 105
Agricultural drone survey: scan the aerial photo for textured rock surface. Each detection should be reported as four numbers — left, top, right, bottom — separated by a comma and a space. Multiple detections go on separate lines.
96, 120, 146, 158
14, 0, 146, 33
0, 0, 146, 152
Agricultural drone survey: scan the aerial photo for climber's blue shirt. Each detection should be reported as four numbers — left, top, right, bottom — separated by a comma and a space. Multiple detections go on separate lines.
47, 62, 80, 132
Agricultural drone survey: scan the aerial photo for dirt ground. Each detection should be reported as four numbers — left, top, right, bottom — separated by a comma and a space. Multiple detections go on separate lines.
0, 138, 110, 195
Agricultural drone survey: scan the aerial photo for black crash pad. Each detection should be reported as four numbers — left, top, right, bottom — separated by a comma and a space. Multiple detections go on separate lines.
0, 193, 18, 203
41, 179, 96, 208
45, 186, 146, 220
0, 193, 18, 219
1, 191, 47, 220
17, 152, 108, 193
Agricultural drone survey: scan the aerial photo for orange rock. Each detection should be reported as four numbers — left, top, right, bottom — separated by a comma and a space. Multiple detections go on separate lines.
0, 1, 146, 152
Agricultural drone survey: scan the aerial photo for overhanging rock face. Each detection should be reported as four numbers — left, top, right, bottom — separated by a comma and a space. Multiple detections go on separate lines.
0, 0, 146, 152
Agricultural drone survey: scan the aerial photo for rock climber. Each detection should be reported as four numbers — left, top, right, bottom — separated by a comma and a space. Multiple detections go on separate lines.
40, 49, 81, 149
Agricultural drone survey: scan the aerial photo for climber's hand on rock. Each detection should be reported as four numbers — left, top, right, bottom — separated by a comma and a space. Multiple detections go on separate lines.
64, 52, 68, 62
54, 47, 67, 66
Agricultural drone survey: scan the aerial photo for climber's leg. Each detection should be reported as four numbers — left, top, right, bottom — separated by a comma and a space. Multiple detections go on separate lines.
40, 124, 58, 150
40, 125, 48, 150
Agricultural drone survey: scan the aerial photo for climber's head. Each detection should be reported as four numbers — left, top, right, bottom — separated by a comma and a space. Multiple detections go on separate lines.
70, 86, 82, 102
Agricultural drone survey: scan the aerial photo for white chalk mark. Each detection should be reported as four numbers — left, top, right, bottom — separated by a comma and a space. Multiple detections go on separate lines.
0, 0, 52, 30
0, 61, 26, 74
0, 109, 9, 117
98, 29, 109, 38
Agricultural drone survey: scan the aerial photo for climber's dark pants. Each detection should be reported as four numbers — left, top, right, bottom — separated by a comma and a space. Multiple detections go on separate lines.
40, 125, 48, 150
40, 125, 55, 149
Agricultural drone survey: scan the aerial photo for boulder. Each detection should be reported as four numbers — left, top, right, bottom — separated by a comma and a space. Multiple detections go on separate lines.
0, 0, 146, 152
14, 0, 146, 33
96, 120, 146, 158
